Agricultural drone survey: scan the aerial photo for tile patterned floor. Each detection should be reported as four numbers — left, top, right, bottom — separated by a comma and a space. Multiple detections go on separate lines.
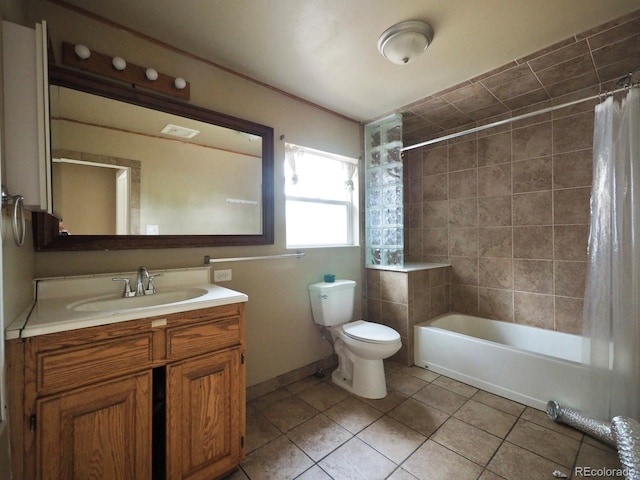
228, 363, 623, 480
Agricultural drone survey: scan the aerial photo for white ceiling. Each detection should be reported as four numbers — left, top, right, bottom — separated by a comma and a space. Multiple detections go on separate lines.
55, 0, 640, 122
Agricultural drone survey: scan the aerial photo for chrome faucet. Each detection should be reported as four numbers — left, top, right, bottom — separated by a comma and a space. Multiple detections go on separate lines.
113, 266, 163, 297
135, 266, 149, 296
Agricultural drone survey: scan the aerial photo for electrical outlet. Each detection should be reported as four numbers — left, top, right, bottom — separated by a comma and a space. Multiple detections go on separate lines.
213, 269, 232, 282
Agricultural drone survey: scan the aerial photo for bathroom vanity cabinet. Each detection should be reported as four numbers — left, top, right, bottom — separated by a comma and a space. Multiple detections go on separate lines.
7, 302, 246, 480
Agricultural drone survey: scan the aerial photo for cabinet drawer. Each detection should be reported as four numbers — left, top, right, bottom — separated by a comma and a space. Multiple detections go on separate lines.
167, 316, 240, 360
37, 334, 153, 394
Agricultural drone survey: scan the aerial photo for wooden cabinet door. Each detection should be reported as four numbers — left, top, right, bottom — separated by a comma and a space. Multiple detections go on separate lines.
37, 371, 152, 480
166, 347, 244, 480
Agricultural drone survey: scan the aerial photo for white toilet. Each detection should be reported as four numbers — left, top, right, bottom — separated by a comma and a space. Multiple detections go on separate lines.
308, 279, 401, 399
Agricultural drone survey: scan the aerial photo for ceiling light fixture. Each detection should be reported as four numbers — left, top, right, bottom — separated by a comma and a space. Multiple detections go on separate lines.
378, 20, 433, 65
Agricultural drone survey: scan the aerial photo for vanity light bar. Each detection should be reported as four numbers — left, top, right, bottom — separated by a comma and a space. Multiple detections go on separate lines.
62, 42, 190, 100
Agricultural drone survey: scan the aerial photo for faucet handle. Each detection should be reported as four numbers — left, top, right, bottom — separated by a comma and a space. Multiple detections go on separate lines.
145, 273, 163, 295
112, 277, 135, 297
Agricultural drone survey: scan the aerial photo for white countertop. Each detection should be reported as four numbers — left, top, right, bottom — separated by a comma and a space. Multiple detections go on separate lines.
6, 267, 248, 339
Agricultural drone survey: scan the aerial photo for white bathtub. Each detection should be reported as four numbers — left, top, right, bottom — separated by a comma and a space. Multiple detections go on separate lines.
414, 313, 587, 411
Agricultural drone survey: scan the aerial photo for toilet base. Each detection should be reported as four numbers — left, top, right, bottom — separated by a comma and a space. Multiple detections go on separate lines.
331, 358, 388, 399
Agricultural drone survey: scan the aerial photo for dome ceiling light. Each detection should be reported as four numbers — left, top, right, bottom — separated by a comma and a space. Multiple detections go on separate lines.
377, 20, 434, 65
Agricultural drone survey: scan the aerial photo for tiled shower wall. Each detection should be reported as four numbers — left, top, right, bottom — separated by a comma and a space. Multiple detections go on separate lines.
404, 101, 594, 335
366, 266, 450, 365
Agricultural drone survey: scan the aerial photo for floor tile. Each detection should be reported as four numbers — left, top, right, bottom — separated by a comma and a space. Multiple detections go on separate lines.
241, 436, 314, 480
399, 366, 440, 383
506, 418, 581, 467
294, 465, 333, 479
245, 407, 281, 453
286, 376, 324, 395
287, 413, 352, 462
402, 440, 484, 480
386, 370, 428, 396
297, 382, 350, 411
431, 417, 502, 466
413, 383, 468, 414
319, 437, 397, 480
249, 388, 293, 411
227, 468, 250, 479
360, 388, 408, 413
471, 390, 525, 416
520, 407, 583, 441
478, 470, 506, 480
454, 400, 517, 438
432, 376, 478, 398
324, 396, 383, 434
387, 467, 420, 479
486, 442, 570, 480
358, 416, 427, 464
574, 442, 623, 479
388, 398, 450, 437
261, 396, 320, 432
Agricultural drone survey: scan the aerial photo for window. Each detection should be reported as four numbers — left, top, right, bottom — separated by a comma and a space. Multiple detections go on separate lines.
285, 143, 359, 247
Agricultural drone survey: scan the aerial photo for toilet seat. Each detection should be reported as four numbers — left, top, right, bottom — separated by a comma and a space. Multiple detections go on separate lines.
342, 320, 400, 344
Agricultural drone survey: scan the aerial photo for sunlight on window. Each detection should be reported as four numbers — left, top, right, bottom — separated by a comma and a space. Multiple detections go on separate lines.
285, 143, 358, 247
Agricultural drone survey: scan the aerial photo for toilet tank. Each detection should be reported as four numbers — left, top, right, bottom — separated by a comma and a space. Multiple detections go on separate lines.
308, 279, 356, 326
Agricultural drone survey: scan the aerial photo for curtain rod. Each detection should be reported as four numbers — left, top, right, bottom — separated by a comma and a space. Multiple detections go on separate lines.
401, 82, 640, 152
204, 251, 305, 264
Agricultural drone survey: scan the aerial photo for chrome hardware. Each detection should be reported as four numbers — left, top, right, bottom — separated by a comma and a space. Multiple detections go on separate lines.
320, 295, 328, 299
1, 184, 25, 247
113, 266, 162, 298
112, 277, 135, 297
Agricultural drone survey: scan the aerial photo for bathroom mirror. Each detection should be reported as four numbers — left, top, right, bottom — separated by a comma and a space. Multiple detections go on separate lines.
34, 65, 274, 250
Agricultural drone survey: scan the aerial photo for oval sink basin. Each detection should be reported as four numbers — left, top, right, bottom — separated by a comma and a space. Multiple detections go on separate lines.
69, 288, 209, 312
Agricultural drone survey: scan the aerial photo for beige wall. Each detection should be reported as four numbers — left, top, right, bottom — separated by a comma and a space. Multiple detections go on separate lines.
24, 0, 363, 392
405, 102, 593, 334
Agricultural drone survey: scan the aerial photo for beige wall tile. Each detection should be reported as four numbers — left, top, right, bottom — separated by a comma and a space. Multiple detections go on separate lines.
423, 174, 448, 201
512, 122, 552, 161
554, 261, 587, 298
449, 169, 478, 199
423, 201, 449, 228
553, 150, 593, 189
422, 146, 448, 176
555, 296, 584, 334
478, 163, 512, 197
449, 256, 479, 286
478, 227, 513, 258
423, 228, 449, 256
449, 227, 479, 257
553, 111, 594, 154
554, 225, 589, 260
382, 301, 409, 337
478, 131, 511, 166
478, 196, 512, 226
479, 257, 513, 289
448, 198, 478, 227
513, 226, 553, 259
478, 287, 514, 322
514, 292, 554, 329
513, 259, 554, 294
554, 188, 591, 224
381, 271, 408, 303
451, 284, 479, 315
513, 191, 553, 225
512, 157, 552, 193
449, 140, 477, 172
367, 269, 381, 299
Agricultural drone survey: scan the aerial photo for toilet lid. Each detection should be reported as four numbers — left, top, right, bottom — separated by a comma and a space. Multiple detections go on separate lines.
342, 320, 400, 344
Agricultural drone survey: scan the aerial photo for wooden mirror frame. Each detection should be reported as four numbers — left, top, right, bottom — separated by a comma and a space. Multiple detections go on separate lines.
34, 65, 274, 251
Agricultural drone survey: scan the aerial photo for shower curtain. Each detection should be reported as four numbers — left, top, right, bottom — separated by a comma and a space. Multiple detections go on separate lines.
582, 87, 640, 421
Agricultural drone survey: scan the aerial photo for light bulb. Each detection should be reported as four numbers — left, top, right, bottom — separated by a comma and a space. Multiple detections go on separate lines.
174, 77, 187, 90
112, 56, 127, 71
74, 44, 91, 60
145, 68, 158, 81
